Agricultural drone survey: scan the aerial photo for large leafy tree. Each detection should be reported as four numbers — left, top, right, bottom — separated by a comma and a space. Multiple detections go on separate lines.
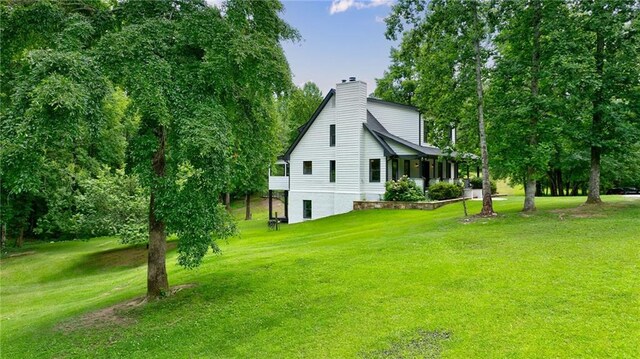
488, 0, 591, 211
573, 0, 640, 204
96, 0, 296, 297
0, 0, 132, 245
385, 0, 496, 215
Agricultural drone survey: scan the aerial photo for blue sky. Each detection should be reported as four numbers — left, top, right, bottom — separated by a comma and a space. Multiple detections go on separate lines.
279, 0, 399, 96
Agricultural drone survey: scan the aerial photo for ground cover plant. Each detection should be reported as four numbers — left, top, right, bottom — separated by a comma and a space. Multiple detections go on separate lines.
1, 196, 639, 358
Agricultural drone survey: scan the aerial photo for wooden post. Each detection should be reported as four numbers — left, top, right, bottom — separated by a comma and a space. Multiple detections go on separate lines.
284, 190, 289, 220
268, 190, 273, 220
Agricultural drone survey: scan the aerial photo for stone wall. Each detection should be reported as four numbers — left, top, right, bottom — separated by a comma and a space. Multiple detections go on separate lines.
353, 198, 464, 211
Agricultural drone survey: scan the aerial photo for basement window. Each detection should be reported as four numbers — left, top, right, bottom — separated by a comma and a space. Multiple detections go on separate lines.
303, 200, 312, 219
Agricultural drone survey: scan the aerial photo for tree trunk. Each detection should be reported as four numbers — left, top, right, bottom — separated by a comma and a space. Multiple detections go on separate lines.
1, 223, 6, 250
225, 192, 231, 211
16, 227, 24, 248
547, 171, 558, 196
147, 127, 169, 299
524, 169, 537, 212
524, 0, 541, 212
472, 3, 494, 216
586, 31, 604, 204
556, 169, 564, 196
245, 192, 252, 220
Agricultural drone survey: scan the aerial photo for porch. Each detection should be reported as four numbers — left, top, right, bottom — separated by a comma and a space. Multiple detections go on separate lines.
268, 160, 289, 222
385, 156, 460, 193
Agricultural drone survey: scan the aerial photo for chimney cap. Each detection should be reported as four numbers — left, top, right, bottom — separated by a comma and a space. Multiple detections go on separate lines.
349, 76, 356, 82
341, 79, 346, 83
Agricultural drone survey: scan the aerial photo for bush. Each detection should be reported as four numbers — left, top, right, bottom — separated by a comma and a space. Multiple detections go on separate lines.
468, 177, 497, 194
383, 176, 426, 202
428, 182, 463, 201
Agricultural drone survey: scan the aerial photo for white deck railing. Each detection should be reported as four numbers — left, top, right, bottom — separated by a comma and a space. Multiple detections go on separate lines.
269, 176, 289, 190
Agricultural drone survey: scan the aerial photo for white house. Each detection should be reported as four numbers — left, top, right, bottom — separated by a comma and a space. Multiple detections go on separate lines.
268, 77, 460, 224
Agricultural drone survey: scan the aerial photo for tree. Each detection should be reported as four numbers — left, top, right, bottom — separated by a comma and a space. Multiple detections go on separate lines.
373, 45, 417, 106
277, 81, 323, 150
96, 0, 296, 297
573, 0, 640, 204
385, 0, 495, 215
0, 0, 132, 244
488, 0, 589, 211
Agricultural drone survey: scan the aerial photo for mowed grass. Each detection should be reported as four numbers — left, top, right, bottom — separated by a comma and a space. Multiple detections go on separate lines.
1, 196, 639, 358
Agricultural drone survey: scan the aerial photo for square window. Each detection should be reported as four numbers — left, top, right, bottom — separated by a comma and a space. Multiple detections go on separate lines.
303, 161, 312, 175
303, 200, 312, 219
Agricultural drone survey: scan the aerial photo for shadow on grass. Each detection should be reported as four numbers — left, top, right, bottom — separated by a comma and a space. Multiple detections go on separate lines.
39, 242, 179, 283
78, 241, 178, 270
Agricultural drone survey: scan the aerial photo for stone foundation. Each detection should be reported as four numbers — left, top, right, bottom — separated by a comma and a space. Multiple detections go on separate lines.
353, 198, 464, 211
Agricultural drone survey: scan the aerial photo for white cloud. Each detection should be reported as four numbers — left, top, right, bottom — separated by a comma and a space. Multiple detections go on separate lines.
329, 0, 394, 15
375, 15, 387, 23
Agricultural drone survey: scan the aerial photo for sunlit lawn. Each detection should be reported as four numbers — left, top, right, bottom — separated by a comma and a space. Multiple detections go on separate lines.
1, 196, 639, 358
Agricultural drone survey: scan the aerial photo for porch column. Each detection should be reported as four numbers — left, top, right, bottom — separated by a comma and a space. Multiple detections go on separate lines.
284, 190, 289, 219
268, 190, 273, 220
420, 159, 426, 192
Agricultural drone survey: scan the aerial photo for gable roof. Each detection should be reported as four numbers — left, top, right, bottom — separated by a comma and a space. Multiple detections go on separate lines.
282, 89, 336, 160
366, 97, 419, 112
365, 111, 443, 157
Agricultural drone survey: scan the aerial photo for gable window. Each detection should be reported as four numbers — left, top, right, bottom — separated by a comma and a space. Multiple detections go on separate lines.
303, 161, 312, 175
404, 160, 410, 177
329, 124, 336, 147
329, 160, 336, 183
303, 200, 312, 219
369, 159, 380, 182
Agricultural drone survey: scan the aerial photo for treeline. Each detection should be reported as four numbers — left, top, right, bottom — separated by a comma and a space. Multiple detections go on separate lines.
0, 0, 310, 296
375, 0, 640, 211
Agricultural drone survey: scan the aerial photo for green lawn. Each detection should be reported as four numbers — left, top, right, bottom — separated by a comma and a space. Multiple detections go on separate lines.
1, 196, 639, 358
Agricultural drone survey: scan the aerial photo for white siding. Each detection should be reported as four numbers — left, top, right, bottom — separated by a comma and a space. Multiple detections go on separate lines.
387, 140, 418, 156
288, 191, 334, 224
289, 96, 336, 192
367, 100, 420, 144
335, 81, 367, 193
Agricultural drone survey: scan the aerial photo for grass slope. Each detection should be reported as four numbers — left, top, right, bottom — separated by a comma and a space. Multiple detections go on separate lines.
1, 196, 639, 358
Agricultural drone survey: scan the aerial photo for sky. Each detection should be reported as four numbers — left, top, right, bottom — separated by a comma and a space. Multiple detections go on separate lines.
278, 0, 399, 96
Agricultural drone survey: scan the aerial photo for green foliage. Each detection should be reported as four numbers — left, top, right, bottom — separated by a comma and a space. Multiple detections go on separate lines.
94, 0, 297, 268
427, 181, 463, 200
74, 168, 148, 242
468, 177, 496, 194
276, 81, 323, 150
384, 176, 426, 202
0, 0, 136, 243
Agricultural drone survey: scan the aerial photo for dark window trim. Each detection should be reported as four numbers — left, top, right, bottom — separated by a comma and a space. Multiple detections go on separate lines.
329, 124, 336, 147
303, 200, 312, 219
303, 161, 312, 175
329, 160, 336, 183
369, 158, 381, 183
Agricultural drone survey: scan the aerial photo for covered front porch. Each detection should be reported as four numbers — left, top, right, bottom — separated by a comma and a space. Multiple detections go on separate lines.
385, 156, 460, 193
